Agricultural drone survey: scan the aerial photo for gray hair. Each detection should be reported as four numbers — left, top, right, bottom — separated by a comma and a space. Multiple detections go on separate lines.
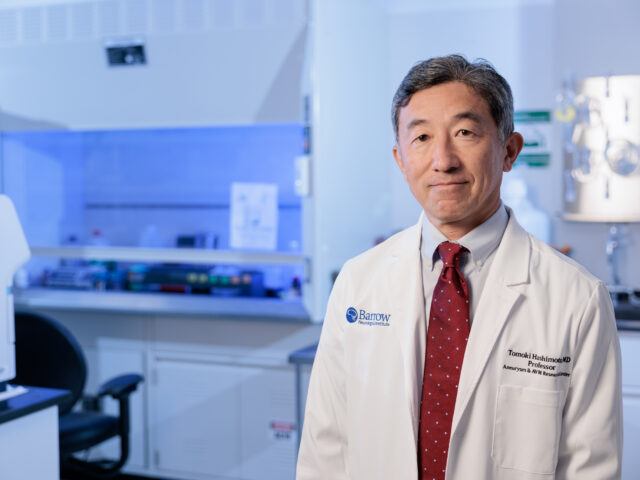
391, 54, 514, 141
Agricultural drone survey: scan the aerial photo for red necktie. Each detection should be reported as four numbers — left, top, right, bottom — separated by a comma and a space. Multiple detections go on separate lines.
418, 241, 470, 479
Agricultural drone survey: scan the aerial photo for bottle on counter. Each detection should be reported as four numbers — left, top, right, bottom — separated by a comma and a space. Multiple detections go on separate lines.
502, 173, 551, 244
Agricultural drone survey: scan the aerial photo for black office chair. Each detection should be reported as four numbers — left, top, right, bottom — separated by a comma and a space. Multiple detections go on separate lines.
13, 311, 144, 479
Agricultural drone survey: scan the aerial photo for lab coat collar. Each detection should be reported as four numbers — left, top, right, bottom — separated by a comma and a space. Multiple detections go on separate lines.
386, 207, 531, 446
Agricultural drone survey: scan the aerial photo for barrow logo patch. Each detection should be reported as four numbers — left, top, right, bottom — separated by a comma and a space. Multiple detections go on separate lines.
346, 307, 391, 326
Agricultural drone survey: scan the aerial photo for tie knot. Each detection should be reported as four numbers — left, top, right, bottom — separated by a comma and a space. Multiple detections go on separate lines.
437, 241, 467, 268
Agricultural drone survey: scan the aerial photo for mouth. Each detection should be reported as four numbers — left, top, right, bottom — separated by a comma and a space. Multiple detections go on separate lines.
431, 181, 468, 188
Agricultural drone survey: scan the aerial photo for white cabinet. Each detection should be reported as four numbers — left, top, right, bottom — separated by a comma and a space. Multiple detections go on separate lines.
618, 330, 640, 479
151, 356, 244, 478
622, 391, 640, 479
150, 354, 298, 480
0, 406, 60, 480
240, 366, 297, 480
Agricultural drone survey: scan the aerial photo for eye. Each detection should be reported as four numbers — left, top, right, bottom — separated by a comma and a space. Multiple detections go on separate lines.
457, 129, 475, 137
413, 133, 429, 143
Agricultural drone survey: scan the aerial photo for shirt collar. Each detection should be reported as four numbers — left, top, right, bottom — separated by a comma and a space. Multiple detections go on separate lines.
420, 202, 509, 271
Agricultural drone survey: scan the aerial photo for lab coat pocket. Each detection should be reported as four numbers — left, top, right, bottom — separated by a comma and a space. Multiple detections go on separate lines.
492, 384, 563, 475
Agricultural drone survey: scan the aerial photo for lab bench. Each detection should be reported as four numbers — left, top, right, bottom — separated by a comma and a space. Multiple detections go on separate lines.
15, 288, 310, 322
613, 303, 640, 330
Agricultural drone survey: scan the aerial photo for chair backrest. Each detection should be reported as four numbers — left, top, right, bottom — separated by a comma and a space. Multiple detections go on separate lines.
14, 311, 87, 415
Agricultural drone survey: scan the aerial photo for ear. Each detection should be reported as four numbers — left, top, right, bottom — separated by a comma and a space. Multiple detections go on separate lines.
393, 144, 407, 178
503, 132, 524, 172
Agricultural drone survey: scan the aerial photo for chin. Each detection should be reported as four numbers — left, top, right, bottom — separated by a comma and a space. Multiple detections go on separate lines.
426, 209, 467, 226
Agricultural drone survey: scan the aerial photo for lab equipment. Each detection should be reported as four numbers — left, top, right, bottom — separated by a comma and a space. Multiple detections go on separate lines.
176, 232, 218, 249
0, 194, 31, 385
126, 264, 266, 297
42, 264, 111, 290
558, 75, 640, 221
557, 75, 640, 288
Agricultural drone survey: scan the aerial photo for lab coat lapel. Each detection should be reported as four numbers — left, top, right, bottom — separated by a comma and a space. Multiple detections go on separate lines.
451, 211, 531, 435
387, 214, 426, 442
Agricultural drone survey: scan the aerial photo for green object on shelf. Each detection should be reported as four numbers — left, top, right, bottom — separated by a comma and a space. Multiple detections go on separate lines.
514, 110, 551, 123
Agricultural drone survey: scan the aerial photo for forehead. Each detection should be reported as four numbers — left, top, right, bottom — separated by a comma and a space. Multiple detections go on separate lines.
399, 81, 493, 126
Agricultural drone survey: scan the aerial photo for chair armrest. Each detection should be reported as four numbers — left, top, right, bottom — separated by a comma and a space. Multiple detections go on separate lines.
97, 373, 144, 400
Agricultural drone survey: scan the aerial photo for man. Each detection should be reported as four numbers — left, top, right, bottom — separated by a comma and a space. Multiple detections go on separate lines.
297, 55, 622, 479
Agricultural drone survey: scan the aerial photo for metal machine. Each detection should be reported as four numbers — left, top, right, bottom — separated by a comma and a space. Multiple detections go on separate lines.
559, 75, 640, 222
558, 75, 640, 289
0, 194, 30, 385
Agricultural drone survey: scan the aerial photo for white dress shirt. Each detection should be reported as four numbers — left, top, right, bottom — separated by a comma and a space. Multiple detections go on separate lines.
420, 203, 509, 326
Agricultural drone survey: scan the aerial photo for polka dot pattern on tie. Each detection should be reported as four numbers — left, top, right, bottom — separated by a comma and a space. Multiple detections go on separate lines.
418, 241, 470, 480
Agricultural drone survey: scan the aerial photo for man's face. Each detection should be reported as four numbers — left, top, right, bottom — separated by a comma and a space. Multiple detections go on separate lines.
393, 81, 522, 239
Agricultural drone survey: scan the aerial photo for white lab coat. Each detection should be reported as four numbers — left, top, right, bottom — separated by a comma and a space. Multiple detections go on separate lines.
297, 210, 622, 480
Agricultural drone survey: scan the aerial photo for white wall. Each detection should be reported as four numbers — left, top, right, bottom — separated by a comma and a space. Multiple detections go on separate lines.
385, 0, 640, 286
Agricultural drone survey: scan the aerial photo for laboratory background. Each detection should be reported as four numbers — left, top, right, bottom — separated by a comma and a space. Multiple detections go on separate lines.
0, 0, 639, 479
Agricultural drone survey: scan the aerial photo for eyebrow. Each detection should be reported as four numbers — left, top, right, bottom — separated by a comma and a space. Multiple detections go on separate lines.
405, 110, 484, 132
452, 111, 484, 125
406, 118, 428, 131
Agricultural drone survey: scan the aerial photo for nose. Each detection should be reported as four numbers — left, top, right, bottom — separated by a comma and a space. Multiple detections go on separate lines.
432, 136, 461, 173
